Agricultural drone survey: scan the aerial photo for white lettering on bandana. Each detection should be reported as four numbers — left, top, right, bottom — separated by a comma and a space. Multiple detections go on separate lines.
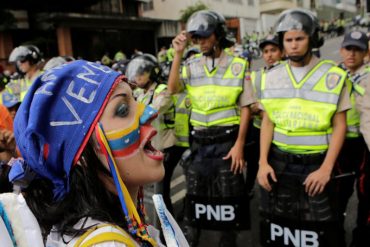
47, 62, 113, 127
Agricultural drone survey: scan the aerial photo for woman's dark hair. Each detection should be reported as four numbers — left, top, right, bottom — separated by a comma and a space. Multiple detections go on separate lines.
24, 142, 125, 242
0, 162, 13, 193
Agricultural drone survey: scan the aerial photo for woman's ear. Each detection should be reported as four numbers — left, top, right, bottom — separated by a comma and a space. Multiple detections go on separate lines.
89, 134, 101, 154
89, 135, 110, 170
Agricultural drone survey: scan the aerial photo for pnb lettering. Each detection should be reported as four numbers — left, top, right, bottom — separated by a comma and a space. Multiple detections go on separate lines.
270, 223, 319, 247
195, 204, 235, 221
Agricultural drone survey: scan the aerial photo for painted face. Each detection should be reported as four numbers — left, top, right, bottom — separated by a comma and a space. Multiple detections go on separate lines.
95, 82, 164, 187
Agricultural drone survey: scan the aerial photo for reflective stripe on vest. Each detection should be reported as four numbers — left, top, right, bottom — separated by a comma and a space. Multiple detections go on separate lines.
274, 131, 332, 146
191, 107, 238, 126
346, 68, 369, 138
261, 60, 345, 153
174, 92, 190, 147
185, 54, 245, 127
252, 70, 262, 99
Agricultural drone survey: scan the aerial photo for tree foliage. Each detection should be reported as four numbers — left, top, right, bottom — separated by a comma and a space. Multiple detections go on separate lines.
179, 2, 208, 23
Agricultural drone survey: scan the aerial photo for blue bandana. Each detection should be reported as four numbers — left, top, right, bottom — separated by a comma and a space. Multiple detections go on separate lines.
13, 60, 122, 200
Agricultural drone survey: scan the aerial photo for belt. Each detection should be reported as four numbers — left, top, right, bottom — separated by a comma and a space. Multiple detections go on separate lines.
192, 126, 238, 145
270, 146, 326, 165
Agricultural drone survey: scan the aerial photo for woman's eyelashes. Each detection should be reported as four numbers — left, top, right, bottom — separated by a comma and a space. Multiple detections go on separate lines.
116, 103, 129, 117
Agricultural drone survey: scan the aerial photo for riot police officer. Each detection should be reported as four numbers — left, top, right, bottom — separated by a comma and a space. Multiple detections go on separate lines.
168, 10, 256, 247
246, 34, 283, 197
337, 30, 370, 246
257, 8, 350, 247
7, 45, 43, 101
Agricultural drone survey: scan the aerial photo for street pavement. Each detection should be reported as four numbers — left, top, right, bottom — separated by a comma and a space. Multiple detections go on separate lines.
144, 34, 359, 246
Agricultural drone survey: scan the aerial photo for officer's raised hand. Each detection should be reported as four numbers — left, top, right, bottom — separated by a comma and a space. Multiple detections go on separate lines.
168, 31, 188, 94
172, 31, 188, 55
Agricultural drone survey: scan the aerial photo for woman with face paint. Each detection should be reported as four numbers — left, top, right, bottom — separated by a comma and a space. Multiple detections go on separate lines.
7, 60, 173, 246
126, 54, 181, 215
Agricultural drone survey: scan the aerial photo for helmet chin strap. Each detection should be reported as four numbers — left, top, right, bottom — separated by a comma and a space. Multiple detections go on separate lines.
203, 44, 218, 72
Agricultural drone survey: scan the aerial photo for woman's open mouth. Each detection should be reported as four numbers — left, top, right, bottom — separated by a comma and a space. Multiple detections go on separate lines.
143, 128, 164, 161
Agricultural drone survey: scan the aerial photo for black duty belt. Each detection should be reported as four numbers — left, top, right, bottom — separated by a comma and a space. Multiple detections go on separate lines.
192, 125, 238, 145
270, 146, 326, 165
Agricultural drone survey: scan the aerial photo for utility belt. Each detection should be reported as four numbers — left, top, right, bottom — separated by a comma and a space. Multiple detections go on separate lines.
191, 125, 238, 145
270, 145, 326, 165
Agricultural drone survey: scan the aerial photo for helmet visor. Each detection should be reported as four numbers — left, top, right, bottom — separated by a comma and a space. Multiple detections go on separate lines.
275, 14, 305, 33
186, 13, 216, 37
125, 58, 153, 83
9, 46, 30, 63
275, 9, 316, 36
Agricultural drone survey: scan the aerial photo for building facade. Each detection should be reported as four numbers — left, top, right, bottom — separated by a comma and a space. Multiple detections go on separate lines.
141, 0, 260, 44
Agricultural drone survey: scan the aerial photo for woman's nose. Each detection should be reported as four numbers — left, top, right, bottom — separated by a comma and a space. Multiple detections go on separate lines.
139, 103, 158, 125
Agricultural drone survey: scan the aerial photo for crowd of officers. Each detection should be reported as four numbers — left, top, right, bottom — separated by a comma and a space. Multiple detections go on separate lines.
1, 7, 370, 247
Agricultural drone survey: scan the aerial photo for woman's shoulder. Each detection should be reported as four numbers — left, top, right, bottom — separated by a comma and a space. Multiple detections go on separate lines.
46, 218, 139, 247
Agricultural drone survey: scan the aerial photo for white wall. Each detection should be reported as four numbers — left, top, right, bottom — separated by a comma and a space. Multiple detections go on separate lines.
142, 0, 259, 20
260, 13, 279, 33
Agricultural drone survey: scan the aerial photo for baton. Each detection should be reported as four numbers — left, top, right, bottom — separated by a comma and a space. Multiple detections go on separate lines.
333, 171, 356, 179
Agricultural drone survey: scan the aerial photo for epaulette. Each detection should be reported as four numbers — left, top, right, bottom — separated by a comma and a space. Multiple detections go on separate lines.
320, 59, 337, 66
185, 54, 202, 65
268, 61, 285, 72
364, 63, 370, 73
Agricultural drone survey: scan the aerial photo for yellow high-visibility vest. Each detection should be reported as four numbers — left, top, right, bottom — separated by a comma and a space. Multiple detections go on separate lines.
173, 91, 191, 147
184, 53, 246, 127
261, 60, 347, 154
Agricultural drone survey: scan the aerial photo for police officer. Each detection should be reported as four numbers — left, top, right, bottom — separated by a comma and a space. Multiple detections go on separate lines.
337, 30, 370, 246
168, 10, 255, 247
257, 9, 350, 247
246, 34, 283, 197
7, 45, 43, 101
126, 54, 181, 214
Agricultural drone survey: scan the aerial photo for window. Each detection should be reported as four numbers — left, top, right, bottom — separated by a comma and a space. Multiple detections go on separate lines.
228, 0, 242, 3
143, 0, 154, 11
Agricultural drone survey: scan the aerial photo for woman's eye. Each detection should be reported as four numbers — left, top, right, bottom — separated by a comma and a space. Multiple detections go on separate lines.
116, 103, 129, 117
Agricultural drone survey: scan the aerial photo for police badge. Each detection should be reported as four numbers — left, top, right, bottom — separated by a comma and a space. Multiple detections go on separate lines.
325, 73, 341, 90
231, 62, 243, 77
185, 97, 191, 108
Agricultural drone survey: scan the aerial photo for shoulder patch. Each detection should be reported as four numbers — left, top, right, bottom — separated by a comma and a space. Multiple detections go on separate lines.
325, 73, 342, 90
231, 62, 243, 76
185, 97, 191, 108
